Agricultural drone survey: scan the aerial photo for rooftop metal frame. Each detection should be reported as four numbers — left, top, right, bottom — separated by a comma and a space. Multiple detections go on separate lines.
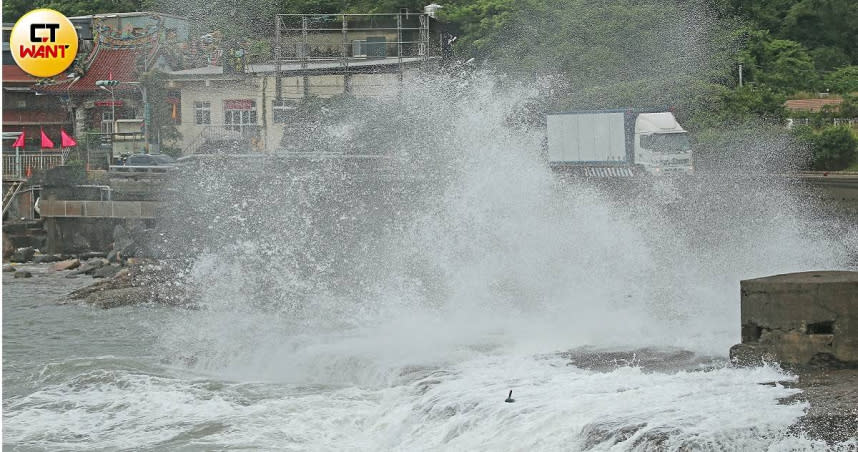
273, 13, 431, 99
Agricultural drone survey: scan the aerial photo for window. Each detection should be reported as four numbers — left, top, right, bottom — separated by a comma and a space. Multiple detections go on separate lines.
640, 133, 691, 153
272, 99, 296, 124
224, 100, 257, 134
194, 101, 211, 125
101, 110, 114, 134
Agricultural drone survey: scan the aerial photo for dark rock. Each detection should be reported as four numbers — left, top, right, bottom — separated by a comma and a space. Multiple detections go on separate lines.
106, 249, 120, 263
79, 251, 108, 260
70, 262, 102, 276
92, 265, 121, 279
68, 258, 194, 308
13, 271, 33, 278
33, 254, 62, 264
84, 257, 107, 268
10, 247, 35, 263
85, 287, 151, 309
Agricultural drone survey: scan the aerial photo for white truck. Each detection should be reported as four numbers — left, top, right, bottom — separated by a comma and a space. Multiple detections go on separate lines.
546, 109, 693, 176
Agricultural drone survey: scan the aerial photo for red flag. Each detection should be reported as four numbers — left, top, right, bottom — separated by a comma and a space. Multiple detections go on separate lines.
12, 131, 25, 148
40, 128, 55, 149
60, 129, 77, 147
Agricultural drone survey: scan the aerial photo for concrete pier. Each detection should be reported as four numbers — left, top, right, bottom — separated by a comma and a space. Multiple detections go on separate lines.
731, 271, 858, 367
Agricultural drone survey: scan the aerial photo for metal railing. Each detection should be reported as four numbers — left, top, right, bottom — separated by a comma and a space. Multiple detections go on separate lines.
2, 153, 65, 179
275, 13, 431, 68
189, 125, 265, 154
39, 199, 161, 219
788, 118, 858, 128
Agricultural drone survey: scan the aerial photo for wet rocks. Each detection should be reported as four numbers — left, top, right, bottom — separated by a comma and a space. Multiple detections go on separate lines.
782, 369, 858, 443
33, 254, 62, 263
68, 258, 108, 276
3, 264, 16, 272
52, 259, 80, 271
67, 258, 192, 309
10, 247, 35, 263
13, 270, 32, 278
580, 421, 675, 450
92, 264, 121, 279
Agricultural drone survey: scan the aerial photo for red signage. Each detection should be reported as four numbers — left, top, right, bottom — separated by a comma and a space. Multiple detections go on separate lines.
224, 99, 255, 110
95, 100, 123, 107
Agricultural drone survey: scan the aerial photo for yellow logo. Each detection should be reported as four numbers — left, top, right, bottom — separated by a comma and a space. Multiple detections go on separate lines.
10, 9, 79, 78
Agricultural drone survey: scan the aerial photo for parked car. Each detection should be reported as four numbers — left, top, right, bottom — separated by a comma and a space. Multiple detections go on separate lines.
111, 153, 176, 175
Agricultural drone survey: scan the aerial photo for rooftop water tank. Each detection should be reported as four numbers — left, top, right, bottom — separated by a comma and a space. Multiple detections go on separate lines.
424, 4, 442, 18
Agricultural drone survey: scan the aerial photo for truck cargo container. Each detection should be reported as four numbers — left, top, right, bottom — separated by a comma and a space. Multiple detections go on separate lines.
546, 109, 693, 176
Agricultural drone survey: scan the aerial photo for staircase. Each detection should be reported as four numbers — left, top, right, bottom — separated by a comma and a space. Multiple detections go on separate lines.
2, 181, 23, 217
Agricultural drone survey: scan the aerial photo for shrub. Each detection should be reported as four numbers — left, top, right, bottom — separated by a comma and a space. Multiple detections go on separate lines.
811, 126, 858, 171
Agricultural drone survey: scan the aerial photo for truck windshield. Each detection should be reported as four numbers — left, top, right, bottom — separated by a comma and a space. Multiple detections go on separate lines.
640, 133, 691, 153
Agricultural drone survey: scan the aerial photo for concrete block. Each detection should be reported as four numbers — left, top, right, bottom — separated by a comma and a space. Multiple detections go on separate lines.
734, 271, 858, 367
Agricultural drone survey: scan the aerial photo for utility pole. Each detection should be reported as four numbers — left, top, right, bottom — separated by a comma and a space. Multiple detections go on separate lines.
738, 63, 743, 88
96, 79, 119, 133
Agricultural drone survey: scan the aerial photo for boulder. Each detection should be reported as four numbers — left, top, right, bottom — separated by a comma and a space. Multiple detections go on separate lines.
10, 247, 35, 263
69, 259, 108, 276
106, 249, 120, 263
70, 263, 96, 276
3, 264, 16, 272
13, 271, 32, 278
52, 259, 80, 271
79, 251, 108, 260
92, 265, 121, 279
85, 257, 108, 268
34, 254, 62, 264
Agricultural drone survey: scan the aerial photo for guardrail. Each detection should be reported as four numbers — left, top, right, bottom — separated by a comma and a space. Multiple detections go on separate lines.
39, 200, 161, 219
2, 154, 64, 179
108, 165, 175, 177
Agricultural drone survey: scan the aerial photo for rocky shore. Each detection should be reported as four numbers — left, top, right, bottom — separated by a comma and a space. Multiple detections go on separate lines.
566, 348, 857, 445
5, 249, 856, 444
4, 245, 191, 309
784, 368, 858, 443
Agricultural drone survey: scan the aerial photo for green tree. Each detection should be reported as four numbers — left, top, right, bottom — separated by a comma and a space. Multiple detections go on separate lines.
824, 66, 858, 94
810, 47, 851, 73
809, 126, 858, 170
718, 86, 787, 122
781, 0, 858, 65
3, 0, 142, 22
721, 0, 797, 33
739, 30, 817, 94
839, 95, 858, 118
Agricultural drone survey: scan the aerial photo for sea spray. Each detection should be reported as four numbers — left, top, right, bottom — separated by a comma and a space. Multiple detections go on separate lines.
155, 72, 849, 384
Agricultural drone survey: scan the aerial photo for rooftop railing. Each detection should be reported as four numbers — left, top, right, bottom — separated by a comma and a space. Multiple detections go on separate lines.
2, 153, 65, 180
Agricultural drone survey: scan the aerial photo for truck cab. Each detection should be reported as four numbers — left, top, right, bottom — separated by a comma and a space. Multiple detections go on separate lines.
634, 112, 693, 175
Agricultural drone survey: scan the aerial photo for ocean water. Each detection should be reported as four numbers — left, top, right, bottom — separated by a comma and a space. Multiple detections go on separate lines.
3, 267, 852, 451
4, 75, 857, 451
